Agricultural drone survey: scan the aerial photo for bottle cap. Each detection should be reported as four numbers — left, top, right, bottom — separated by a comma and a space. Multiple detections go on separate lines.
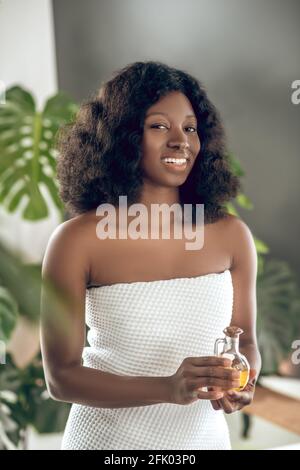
223, 326, 244, 338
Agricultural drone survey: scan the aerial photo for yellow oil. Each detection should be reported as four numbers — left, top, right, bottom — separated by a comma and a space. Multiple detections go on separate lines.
225, 368, 249, 391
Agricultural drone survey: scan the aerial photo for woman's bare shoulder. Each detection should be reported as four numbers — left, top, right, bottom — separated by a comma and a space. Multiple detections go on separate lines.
47, 210, 98, 247
220, 213, 256, 267
42, 211, 99, 279
216, 212, 248, 230
222, 213, 253, 237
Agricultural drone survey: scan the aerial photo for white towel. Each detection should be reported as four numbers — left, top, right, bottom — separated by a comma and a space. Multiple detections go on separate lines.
61, 270, 233, 450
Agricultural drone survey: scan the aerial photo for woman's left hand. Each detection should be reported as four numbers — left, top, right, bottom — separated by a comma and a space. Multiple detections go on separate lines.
210, 369, 257, 414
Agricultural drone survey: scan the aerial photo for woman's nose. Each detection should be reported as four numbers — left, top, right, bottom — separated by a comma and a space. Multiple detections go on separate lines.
167, 140, 189, 151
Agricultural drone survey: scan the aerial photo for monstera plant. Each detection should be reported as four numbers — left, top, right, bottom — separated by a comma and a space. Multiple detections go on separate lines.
0, 240, 72, 449
0, 85, 77, 449
0, 86, 77, 220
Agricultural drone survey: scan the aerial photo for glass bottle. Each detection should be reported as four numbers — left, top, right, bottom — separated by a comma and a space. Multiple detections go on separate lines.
214, 326, 250, 391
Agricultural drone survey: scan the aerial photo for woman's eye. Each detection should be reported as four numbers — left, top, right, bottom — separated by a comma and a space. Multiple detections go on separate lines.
150, 124, 197, 132
151, 124, 168, 129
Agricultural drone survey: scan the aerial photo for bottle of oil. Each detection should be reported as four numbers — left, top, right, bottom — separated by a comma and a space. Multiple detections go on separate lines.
214, 326, 250, 391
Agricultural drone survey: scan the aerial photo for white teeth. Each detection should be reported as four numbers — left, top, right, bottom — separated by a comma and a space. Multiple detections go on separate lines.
162, 158, 187, 165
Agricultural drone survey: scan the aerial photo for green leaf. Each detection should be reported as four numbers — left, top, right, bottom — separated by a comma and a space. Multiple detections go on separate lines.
227, 153, 245, 177
257, 258, 300, 374
40, 173, 64, 212
0, 352, 70, 447
7, 187, 28, 212
43, 91, 78, 122
0, 85, 78, 220
32, 397, 71, 434
224, 201, 239, 216
254, 237, 270, 254
0, 244, 41, 322
0, 166, 28, 203
0, 149, 25, 173
0, 287, 19, 341
235, 193, 254, 210
5, 86, 35, 113
23, 185, 49, 220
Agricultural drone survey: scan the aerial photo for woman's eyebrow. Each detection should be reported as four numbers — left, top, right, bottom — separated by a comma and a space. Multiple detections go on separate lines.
145, 111, 196, 119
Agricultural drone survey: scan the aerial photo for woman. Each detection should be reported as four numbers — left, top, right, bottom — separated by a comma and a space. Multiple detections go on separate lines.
40, 61, 261, 450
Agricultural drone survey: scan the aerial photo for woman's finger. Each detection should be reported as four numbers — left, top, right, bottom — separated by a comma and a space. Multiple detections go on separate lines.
208, 386, 222, 410
196, 389, 224, 400
218, 395, 235, 414
227, 390, 252, 405
210, 400, 222, 410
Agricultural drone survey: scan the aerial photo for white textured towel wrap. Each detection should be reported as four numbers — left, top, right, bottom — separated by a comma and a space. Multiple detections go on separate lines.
61, 269, 233, 450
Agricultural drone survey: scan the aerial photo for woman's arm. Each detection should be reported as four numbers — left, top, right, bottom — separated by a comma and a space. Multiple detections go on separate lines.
211, 215, 262, 413
229, 217, 262, 382
40, 218, 171, 409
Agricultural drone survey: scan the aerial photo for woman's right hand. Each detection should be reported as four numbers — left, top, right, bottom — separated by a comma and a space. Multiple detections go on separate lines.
167, 356, 241, 405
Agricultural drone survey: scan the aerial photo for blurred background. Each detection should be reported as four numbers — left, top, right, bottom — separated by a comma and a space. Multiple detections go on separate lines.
0, 0, 299, 450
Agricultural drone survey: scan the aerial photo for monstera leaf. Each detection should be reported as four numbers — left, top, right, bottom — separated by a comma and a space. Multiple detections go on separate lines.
0, 286, 19, 343
0, 242, 41, 323
0, 86, 78, 220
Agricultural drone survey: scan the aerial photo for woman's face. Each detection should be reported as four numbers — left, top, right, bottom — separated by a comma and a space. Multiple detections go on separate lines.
140, 91, 201, 187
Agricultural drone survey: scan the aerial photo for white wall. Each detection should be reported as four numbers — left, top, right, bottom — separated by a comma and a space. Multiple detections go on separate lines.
0, 0, 60, 263
0, 0, 57, 107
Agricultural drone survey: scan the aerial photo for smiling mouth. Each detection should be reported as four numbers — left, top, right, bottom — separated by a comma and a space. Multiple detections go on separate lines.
161, 156, 189, 171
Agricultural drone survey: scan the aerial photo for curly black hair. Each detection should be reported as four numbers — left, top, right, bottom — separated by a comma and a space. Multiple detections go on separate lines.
56, 60, 241, 224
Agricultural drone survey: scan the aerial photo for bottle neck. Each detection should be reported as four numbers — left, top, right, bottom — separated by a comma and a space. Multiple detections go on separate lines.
225, 336, 239, 354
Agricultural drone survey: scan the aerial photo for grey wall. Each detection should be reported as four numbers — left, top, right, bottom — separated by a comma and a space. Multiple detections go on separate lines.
52, 0, 300, 280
